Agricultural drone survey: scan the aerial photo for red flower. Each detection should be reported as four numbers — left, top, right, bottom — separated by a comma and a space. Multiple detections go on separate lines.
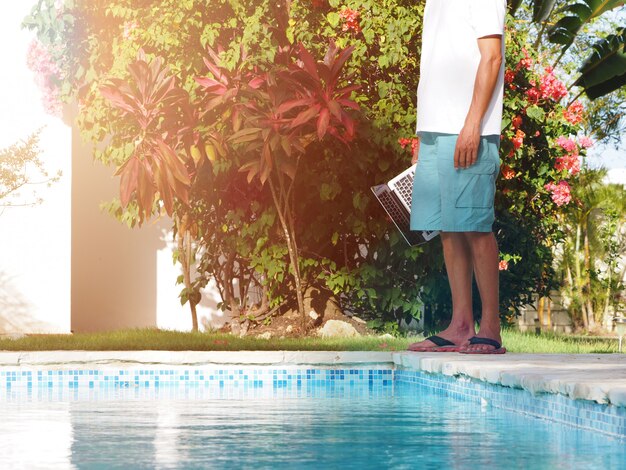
516, 48, 533, 71
311, 0, 328, 8
339, 8, 361, 33
501, 165, 515, 180
555, 154, 580, 176
499, 260, 509, 271
563, 100, 584, 125
512, 129, 525, 149
526, 87, 540, 103
398, 137, 420, 160
512, 115, 522, 129
505, 69, 516, 84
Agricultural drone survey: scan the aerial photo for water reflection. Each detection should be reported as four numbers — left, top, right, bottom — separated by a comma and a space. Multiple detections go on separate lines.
0, 384, 623, 469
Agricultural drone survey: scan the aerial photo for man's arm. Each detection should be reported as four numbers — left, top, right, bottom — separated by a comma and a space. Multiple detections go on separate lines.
454, 35, 503, 169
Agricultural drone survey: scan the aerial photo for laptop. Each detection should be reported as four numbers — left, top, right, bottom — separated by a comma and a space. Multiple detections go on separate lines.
371, 164, 440, 246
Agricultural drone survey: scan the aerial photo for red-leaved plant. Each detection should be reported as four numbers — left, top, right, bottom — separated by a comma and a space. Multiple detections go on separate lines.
99, 41, 359, 330
195, 39, 360, 329
99, 49, 204, 221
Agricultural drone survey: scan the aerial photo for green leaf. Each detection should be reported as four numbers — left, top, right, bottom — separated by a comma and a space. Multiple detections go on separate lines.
547, 0, 625, 50
526, 105, 545, 122
574, 27, 626, 100
532, 0, 557, 22
327, 12, 340, 27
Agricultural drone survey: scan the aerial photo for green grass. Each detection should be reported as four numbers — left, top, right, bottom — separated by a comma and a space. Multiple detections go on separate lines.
0, 327, 622, 353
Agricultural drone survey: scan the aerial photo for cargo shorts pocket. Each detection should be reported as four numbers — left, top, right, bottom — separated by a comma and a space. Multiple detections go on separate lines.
454, 160, 497, 208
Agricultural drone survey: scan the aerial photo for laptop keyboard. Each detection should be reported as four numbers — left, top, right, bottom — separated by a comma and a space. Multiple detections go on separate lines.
378, 190, 410, 228
394, 173, 414, 207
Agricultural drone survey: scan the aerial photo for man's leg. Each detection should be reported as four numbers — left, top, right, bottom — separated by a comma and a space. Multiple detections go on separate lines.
461, 231, 502, 352
408, 231, 476, 349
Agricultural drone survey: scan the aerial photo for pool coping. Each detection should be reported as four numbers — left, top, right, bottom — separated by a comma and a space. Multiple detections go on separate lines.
1, 350, 625, 407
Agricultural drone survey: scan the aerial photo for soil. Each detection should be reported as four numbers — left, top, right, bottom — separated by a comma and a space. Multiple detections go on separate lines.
220, 285, 378, 338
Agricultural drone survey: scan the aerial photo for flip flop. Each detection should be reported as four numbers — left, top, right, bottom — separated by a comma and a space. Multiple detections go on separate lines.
408, 335, 460, 352
459, 336, 506, 354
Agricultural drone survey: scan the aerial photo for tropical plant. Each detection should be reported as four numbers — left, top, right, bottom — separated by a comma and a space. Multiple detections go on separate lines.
508, 0, 626, 101
556, 167, 626, 330
195, 41, 360, 329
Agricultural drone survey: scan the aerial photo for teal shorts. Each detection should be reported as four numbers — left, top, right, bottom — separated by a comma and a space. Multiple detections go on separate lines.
410, 131, 501, 232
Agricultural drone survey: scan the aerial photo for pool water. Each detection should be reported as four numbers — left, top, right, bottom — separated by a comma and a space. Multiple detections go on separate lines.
0, 381, 624, 469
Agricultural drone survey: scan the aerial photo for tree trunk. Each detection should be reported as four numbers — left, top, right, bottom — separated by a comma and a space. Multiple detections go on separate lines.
575, 222, 589, 330
537, 296, 545, 333
583, 224, 596, 329
177, 218, 198, 332
268, 176, 306, 331
223, 249, 240, 320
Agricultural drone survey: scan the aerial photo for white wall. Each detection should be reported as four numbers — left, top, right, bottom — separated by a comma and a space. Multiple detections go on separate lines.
0, 3, 71, 335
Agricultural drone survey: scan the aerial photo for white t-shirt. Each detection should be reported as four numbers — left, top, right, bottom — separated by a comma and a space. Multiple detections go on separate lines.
415, 0, 506, 136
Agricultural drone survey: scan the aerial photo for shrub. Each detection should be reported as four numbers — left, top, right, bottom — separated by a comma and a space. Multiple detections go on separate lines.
23, 1, 589, 331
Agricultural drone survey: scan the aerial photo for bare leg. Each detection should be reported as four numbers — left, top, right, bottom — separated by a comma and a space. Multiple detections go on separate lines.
408, 232, 476, 350
460, 231, 502, 352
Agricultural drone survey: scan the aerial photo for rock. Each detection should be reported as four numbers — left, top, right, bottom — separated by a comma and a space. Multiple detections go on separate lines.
378, 333, 395, 340
351, 316, 367, 324
308, 310, 320, 320
286, 325, 293, 334
257, 332, 272, 340
317, 320, 361, 338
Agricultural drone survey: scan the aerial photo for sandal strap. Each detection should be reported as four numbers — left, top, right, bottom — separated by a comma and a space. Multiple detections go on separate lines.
469, 336, 502, 349
426, 335, 456, 347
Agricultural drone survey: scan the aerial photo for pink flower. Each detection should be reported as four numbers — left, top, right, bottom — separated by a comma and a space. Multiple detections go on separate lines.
555, 136, 578, 154
339, 8, 361, 33
544, 181, 572, 206
579, 136, 593, 149
539, 66, 567, 102
26, 39, 63, 117
123, 21, 138, 40
505, 69, 516, 84
499, 260, 509, 271
563, 101, 584, 125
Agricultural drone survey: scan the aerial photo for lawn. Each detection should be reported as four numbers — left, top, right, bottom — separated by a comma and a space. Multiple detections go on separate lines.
0, 328, 622, 354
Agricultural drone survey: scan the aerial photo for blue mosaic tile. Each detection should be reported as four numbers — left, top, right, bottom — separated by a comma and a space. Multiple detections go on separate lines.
395, 368, 626, 438
0, 364, 623, 438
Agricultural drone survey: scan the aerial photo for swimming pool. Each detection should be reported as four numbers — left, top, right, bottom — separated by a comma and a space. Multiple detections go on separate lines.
0, 365, 624, 469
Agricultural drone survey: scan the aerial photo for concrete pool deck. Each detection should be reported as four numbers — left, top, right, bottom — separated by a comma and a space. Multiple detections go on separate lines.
0, 350, 625, 406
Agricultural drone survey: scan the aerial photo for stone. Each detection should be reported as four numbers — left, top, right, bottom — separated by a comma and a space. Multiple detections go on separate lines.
378, 333, 395, 340
257, 332, 272, 340
317, 320, 360, 338
285, 325, 293, 334
308, 310, 320, 320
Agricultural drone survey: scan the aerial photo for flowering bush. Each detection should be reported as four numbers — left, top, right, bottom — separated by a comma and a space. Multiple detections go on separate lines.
25, 39, 63, 116
22, 1, 592, 329
491, 19, 595, 317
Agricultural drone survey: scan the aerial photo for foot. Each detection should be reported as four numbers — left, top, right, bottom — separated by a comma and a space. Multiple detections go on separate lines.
458, 326, 503, 353
408, 325, 475, 351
